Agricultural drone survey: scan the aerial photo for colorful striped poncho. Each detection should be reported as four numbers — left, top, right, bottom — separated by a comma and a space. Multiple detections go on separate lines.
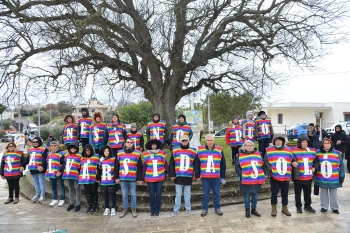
62, 153, 82, 180
197, 145, 222, 178
228, 126, 244, 147
239, 151, 265, 185
77, 117, 93, 138
45, 151, 64, 179
173, 147, 196, 178
2, 152, 22, 177
147, 120, 166, 143
292, 147, 316, 181
78, 154, 99, 184
171, 123, 191, 148
143, 150, 167, 182
315, 150, 341, 188
255, 118, 272, 139
117, 151, 141, 181
106, 123, 125, 149
62, 124, 79, 144
266, 146, 293, 181
27, 147, 46, 171
99, 157, 116, 186
243, 121, 256, 141
127, 131, 143, 150
90, 123, 107, 146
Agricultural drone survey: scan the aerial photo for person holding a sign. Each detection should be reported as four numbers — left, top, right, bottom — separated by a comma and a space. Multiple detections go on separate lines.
291, 134, 317, 213
168, 114, 193, 150
1, 142, 23, 204
265, 134, 298, 217
255, 111, 274, 158
21, 136, 49, 203
194, 134, 226, 217
314, 138, 345, 214
225, 116, 244, 166
142, 139, 168, 218
169, 135, 196, 216
235, 140, 265, 218
146, 113, 166, 149
115, 137, 143, 218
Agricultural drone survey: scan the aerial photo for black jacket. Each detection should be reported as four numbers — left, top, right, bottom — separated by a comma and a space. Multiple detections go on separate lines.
330, 124, 348, 153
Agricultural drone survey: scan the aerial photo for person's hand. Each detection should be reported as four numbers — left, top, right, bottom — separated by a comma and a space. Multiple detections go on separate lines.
339, 177, 344, 184
116, 179, 120, 184
20, 167, 24, 172
337, 140, 341, 145
96, 180, 100, 183
196, 177, 201, 181
312, 167, 315, 173
56, 171, 62, 177
38, 166, 44, 172
292, 162, 298, 168
170, 177, 175, 181
137, 181, 143, 185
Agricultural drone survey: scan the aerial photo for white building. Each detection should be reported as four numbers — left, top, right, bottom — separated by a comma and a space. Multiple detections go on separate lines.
261, 102, 350, 134
71, 98, 115, 119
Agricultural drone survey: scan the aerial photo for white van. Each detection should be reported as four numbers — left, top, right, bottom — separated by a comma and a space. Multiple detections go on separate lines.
325, 121, 350, 136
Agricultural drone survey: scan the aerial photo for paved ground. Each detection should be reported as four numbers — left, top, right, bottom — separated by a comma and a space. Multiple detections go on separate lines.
1, 172, 350, 233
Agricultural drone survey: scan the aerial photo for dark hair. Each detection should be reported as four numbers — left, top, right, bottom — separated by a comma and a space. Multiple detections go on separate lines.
309, 123, 315, 126
82, 144, 95, 158
99, 145, 112, 158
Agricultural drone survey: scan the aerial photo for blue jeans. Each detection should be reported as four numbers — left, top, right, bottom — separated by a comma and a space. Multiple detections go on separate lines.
148, 181, 163, 213
50, 177, 65, 200
244, 193, 258, 208
120, 181, 137, 209
32, 173, 46, 196
201, 178, 221, 210
174, 184, 191, 211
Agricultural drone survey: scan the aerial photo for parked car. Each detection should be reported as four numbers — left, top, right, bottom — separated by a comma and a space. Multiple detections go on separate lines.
287, 123, 309, 141
325, 121, 350, 136
1, 134, 14, 143
214, 128, 227, 137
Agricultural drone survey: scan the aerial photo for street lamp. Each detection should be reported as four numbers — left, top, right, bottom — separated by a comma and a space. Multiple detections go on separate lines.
31, 95, 41, 137
313, 111, 322, 139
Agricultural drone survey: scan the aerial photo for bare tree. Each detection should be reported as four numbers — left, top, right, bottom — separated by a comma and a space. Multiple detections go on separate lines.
0, 0, 348, 134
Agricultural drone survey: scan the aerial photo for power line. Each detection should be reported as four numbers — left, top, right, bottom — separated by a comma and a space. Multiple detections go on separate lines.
297, 70, 350, 77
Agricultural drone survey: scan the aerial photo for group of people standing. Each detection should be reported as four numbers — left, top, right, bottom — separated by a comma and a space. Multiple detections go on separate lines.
0, 108, 346, 219
227, 111, 346, 217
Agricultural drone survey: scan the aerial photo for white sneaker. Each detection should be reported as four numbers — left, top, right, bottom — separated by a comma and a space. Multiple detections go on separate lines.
103, 208, 110, 216
31, 195, 40, 202
111, 208, 116, 216
38, 196, 45, 203
186, 209, 195, 215
58, 200, 65, 207
49, 200, 58, 207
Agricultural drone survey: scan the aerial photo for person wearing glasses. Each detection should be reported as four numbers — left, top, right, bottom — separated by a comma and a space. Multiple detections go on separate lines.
314, 138, 345, 214
115, 138, 143, 218
1, 142, 24, 204
142, 139, 168, 218
21, 137, 49, 203
194, 134, 226, 217
169, 135, 196, 216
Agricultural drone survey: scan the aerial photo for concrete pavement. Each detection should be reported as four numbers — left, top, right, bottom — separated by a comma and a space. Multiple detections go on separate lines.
1, 173, 350, 233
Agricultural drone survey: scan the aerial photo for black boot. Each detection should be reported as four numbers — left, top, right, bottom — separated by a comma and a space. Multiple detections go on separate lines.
85, 192, 92, 214
251, 208, 261, 217
91, 194, 98, 214
245, 208, 250, 218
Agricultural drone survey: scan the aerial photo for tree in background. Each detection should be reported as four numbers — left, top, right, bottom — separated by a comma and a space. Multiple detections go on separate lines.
57, 101, 73, 115
0, 0, 348, 136
33, 112, 50, 125
0, 104, 7, 131
202, 92, 261, 128
118, 101, 154, 129
46, 103, 59, 111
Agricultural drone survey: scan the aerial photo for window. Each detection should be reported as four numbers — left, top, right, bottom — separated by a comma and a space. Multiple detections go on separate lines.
91, 109, 95, 112
278, 114, 283, 124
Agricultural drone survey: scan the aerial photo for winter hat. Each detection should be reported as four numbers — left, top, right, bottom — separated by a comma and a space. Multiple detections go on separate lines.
153, 113, 160, 118
180, 135, 189, 141
131, 123, 137, 128
178, 114, 186, 121
94, 113, 101, 119
257, 111, 266, 117
232, 116, 239, 121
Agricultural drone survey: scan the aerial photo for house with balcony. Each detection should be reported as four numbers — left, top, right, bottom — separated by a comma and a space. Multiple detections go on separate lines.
72, 98, 115, 120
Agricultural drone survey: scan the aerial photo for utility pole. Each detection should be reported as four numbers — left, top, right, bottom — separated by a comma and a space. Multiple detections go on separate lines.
208, 96, 211, 133
18, 75, 20, 132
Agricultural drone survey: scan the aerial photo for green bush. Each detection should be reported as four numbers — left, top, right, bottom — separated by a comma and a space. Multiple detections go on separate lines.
0, 131, 7, 138
40, 123, 63, 142
33, 112, 50, 125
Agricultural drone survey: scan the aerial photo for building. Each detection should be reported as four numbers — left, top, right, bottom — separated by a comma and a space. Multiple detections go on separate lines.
72, 98, 115, 119
261, 102, 350, 134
